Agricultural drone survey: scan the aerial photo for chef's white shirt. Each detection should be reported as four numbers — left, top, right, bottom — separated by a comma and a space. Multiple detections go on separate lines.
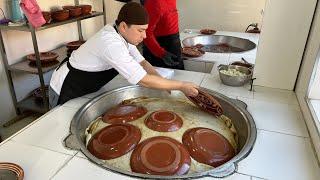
50, 24, 147, 95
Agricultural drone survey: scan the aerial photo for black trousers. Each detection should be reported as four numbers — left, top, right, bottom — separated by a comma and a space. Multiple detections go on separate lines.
143, 33, 184, 70
58, 61, 118, 105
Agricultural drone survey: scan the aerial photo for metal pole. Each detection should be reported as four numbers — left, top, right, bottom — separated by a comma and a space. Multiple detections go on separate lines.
30, 26, 49, 111
0, 30, 21, 115
102, 0, 107, 25
74, 0, 84, 41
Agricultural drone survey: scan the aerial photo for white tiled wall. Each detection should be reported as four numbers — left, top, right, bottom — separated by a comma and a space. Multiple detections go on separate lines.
177, 0, 266, 32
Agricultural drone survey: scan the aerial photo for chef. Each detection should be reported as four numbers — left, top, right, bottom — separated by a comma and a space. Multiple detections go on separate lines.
49, 2, 198, 108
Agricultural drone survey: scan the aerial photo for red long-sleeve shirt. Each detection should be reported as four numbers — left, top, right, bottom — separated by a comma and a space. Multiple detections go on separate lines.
143, 0, 179, 58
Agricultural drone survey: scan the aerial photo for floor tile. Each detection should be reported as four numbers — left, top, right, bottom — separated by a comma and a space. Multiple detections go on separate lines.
253, 86, 299, 107
171, 69, 205, 85
239, 97, 309, 137
237, 130, 320, 180
12, 107, 78, 155
201, 173, 251, 180
0, 141, 71, 180
52, 157, 135, 180
53, 156, 251, 180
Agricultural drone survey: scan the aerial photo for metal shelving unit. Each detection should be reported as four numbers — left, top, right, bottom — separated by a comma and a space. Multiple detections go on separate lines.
0, 0, 106, 116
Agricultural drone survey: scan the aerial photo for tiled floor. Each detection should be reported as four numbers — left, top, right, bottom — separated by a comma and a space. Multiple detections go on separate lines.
0, 113, 40, 141
1, 71, 319, 180
237, 130, 319, 180
0, 141, 72, 180
11, 107, 78, 155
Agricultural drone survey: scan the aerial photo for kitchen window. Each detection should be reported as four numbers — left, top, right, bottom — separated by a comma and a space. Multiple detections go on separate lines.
308, 46, 320, 122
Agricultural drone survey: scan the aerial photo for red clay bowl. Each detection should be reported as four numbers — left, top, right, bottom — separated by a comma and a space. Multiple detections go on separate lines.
182, 127, 235, 167
103, 104, 148, 124
87, 124, 141, 160
130, 136, 191, 175
145, 110, 183, 132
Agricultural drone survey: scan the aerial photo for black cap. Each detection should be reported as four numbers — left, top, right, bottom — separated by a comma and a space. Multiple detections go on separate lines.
116, 2, 149, 25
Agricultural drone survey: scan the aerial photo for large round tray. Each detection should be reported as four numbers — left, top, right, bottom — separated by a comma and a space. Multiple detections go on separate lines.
63, 85, 256, 179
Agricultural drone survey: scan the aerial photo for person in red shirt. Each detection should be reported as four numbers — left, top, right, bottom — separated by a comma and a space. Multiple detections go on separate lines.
141, 0, 184, 70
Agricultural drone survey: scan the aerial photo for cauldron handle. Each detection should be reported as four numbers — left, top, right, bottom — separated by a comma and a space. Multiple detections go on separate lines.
207, 163, 237, 178
63, 133, 81, 151
230, 98, 248, 109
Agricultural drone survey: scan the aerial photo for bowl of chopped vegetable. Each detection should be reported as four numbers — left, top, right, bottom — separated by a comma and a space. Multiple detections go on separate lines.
218, 64, 253, 87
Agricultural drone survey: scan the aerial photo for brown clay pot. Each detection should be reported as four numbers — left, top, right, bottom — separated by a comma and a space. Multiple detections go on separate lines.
66, 40, 86, 51
78, 4, 92, 15
103, 104, 148, 124
51, 9, 70, 22
145, 110, 183, 132
62, 6, 82, 17
182, 127, 235, 167
200, 29, 217, 35
187, 89, 223, 117
230, 61, 254, 69
87, 124, 141, 160
42, 11, 51, 24
26, 52, 59, 63
130, 136, 191, 175
0, 162, 24, 180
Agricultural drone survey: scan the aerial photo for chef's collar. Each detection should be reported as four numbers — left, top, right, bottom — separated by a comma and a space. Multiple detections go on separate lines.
113, 24, 129, 47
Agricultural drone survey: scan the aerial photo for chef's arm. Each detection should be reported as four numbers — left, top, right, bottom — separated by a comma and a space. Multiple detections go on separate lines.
140, 60, 160, 76
138, 74, 199, 97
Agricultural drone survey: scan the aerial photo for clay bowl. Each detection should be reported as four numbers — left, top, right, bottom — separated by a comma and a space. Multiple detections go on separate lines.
230, 61, 254, 69
87, 124, 141, 160
32, 85, 49, 102
130, 136, 191, 175
66, 40, 86, 51
26, 52, 59, 63
42, 11, 51, 24
51, 9, 70, 22
182, 127, 235, 167
103, 104, 148, 124
187, 89, 223, 117
78, 4, 92, 15
0, 162, 24, 180
62, 6, 82, 17
145, 110, 183, 132
200, 28, 217, 35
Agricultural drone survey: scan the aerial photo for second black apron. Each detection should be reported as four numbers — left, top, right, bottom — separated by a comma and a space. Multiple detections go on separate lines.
143, 33, 184, 70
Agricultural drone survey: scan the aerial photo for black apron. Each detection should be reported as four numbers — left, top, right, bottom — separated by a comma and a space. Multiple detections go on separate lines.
57, 25, 122, 105
143, 33, 184, 70
57, 61, 118, 105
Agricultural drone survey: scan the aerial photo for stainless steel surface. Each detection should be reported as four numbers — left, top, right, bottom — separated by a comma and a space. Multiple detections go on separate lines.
182, 35, 256, 53
9, 46, 67, 74
64, 85, 257, 179
218, 65, 253, 87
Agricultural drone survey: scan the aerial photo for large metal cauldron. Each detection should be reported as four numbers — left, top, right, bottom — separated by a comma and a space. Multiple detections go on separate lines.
182, 35, 256, 53
64, 85, 256, 179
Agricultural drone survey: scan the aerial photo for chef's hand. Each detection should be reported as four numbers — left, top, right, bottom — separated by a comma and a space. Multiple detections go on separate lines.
162, 51, 180, 66
180, 82, 199, 97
